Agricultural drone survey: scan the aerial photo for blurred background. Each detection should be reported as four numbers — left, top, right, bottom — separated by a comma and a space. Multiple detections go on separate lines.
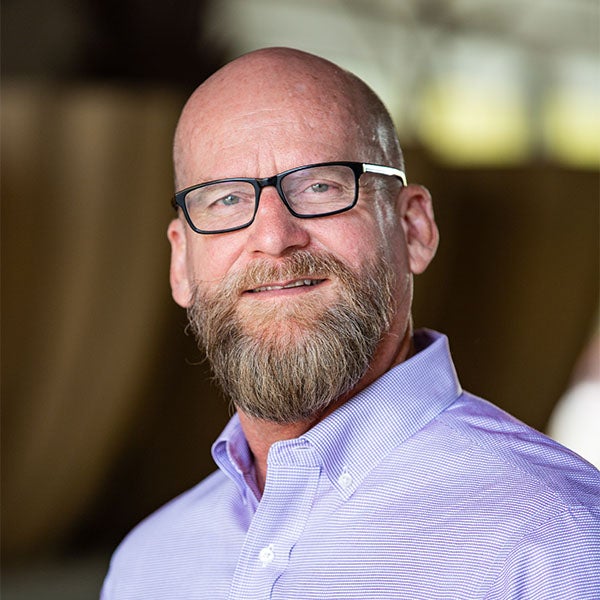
2, 0, 599, 597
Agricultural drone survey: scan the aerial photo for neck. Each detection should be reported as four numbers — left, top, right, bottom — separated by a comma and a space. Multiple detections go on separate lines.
237, 324, 415, 494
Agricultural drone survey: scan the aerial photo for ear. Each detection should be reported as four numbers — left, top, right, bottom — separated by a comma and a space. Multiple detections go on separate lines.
397, 184, 439, 275
167, 217, 193, 308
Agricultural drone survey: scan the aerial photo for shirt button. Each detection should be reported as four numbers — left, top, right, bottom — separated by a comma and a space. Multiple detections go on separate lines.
258, 544, 275, 566
338, 469, 353, 489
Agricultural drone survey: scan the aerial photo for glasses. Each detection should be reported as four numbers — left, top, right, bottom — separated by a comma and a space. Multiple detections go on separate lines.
172, 161, 407, 235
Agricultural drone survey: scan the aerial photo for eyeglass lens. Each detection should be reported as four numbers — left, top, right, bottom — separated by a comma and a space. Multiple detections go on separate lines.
183, 164, 357, 232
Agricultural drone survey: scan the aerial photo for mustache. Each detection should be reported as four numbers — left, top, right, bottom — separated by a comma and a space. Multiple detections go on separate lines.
213, 250, 356, 298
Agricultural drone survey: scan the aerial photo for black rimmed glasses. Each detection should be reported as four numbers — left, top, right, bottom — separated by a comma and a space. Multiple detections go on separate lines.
172, 161, 407, 235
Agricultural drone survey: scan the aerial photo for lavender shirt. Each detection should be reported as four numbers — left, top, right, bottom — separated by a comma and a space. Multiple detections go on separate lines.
102, 330, 600, 599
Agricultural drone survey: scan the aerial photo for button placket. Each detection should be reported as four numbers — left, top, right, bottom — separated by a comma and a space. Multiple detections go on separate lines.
227, 444, 322, 600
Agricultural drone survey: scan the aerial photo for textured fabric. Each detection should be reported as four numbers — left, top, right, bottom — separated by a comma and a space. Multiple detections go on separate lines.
102, 330, 600, 599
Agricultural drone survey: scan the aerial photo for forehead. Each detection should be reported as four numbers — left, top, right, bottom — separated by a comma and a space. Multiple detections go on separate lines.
175, 64, 374, 184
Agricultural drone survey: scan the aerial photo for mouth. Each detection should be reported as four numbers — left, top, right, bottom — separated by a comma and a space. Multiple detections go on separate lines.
246, 278, 326, 294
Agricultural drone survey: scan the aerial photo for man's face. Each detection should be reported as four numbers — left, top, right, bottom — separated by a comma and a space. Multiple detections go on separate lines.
168, 58, 436, 420
171, 85, 411, 325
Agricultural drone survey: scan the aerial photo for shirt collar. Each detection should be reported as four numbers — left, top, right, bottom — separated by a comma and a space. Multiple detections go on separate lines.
212, 329, 462, 500
212, 413, 257, 503
300, 329, 462, 497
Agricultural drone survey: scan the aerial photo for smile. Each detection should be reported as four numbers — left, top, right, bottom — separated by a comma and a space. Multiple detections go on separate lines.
248, 279, 325, 293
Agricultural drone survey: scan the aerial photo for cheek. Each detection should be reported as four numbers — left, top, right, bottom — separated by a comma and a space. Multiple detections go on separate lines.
186, 236, 241, 285
373, 200, 409, 266
326, 206, 405, 270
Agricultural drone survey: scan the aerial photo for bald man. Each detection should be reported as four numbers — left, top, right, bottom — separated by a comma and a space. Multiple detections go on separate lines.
102, 48, 600, 599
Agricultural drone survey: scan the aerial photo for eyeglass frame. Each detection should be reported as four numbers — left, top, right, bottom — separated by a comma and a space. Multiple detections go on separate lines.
171, 161, 407, 235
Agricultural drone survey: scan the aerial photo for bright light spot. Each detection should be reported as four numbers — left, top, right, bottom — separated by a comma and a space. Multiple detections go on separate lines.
417, 76, 530, 166
543, 87, 600, 169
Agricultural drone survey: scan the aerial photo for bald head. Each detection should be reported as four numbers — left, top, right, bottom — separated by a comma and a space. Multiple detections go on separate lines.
168, 48, 439, 423
173, 48, 403, 189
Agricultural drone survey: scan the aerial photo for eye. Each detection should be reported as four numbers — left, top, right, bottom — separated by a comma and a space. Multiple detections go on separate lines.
309, 182, 330, 193
204, 188, 254, 211
219, 194, 241, 206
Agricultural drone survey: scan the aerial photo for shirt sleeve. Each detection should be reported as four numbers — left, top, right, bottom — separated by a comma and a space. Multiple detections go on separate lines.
99, 568, 113, 600
485, 506, 600, 599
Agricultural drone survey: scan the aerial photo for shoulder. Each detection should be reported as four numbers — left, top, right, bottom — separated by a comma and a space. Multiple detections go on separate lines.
485, 504, 600, 598
123, 471, 225, 542
373, 390, 600, 595
435, 392, 600, 510
104, 470, 231, 577
101, 469, 241, 599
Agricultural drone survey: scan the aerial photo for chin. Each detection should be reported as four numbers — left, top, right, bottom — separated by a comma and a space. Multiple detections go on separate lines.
242, 315, 318, 342
241, 294, 330, 327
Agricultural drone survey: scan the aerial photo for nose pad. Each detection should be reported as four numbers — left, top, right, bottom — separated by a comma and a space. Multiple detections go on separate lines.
246, 186, 310, 256
255, 182, 292, 217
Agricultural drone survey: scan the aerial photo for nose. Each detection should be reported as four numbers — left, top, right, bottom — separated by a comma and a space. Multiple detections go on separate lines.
245, 185, 310, 257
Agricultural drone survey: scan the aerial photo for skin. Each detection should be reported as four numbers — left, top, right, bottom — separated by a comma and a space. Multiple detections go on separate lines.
168, 48, 439, 492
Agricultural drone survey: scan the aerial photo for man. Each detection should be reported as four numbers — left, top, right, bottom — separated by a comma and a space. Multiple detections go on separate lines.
102, 48, 599, 599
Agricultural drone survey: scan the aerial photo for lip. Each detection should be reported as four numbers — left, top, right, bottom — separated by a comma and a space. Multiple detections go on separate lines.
243, 278, 326, 295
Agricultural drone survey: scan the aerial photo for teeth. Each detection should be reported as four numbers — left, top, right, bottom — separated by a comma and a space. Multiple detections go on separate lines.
251, 279, 321, 293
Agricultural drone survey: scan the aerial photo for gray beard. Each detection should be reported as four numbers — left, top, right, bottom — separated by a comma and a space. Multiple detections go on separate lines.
187, 250, 397, 423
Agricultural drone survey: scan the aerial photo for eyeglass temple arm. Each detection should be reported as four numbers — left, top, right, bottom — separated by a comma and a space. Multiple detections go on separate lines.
362, 163, 407, 186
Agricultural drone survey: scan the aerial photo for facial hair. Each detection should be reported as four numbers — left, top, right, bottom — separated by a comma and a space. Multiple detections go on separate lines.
187, 250, 397, 423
